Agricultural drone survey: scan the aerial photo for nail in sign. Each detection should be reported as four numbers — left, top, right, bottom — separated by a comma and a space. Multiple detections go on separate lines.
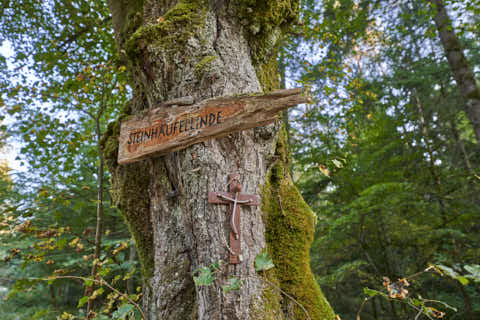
118, 88, 309, 164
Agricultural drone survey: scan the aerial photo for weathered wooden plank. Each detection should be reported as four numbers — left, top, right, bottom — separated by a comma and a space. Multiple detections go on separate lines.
118, 88, 308, 164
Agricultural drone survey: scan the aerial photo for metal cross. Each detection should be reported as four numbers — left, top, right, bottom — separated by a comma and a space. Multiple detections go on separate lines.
208, 174, 261, 264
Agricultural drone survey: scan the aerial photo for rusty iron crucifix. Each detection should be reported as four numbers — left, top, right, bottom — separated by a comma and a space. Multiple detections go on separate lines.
208, 174, 261, 264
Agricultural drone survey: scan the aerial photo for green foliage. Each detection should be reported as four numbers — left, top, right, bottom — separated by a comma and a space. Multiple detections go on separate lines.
359, 264, 480, 319
2, 0, 480, 318
192, 261, 222, 287
112, 303, 135, 319
286, 0, 480, 319
464, 265, 480, 283
434, 264, 480, 286
255, 251, 275, 272
0, 0, 139, 318
191, 261, 245, 294
193, 266, 216, 286
222, 277, 243, 294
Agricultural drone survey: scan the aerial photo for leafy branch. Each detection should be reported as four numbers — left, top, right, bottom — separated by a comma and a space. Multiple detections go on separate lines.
357, 264, 480, 320
37, 275, 145, 320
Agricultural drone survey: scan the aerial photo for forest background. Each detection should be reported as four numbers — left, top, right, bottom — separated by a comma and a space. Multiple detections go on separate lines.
0, 0, 479, 319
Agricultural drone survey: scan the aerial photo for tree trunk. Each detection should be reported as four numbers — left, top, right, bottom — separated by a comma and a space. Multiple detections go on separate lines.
103, 1, 334, 320
431, 0, 480, 143
87, 103, 106, 315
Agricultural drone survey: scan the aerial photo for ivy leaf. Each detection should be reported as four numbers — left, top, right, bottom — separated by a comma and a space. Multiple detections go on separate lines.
255, 251, 274, 272
210, 260, 222, 271
193, 267, 215, 286
222, 277, 243, 293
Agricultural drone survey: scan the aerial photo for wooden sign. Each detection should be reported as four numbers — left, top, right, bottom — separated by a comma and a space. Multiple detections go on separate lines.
118, 88, 308, 164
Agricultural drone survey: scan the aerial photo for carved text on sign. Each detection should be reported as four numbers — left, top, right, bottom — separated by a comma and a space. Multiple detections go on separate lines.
127, 110, 223, 146
118, 88, 309, 164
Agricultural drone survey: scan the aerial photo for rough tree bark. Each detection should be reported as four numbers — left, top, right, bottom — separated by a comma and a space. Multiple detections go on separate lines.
102, 1, 334, 319
431, 0, 480, 143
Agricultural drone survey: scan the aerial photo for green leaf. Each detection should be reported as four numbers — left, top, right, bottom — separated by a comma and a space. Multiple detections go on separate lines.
255, 251, 275, 272
210, 260, 222, 271
32, 309, 49, 319
331, 159, 343, 168
222, 277, 243, 293
364, 287, 380, 297
47, 276, 56, 285
56, 237, 67, 250
364, 288, 388, 298
98, 267, 111, 277
436, 264, 459, 278
457, 276, 469, 286
78, 296, 89, 308
112, 303, 135, 319
117, 252, 125, 262
84, 278, 94, 287
464, 265, 480, 282
410, 298, 422, 307
193, 267, 215, 286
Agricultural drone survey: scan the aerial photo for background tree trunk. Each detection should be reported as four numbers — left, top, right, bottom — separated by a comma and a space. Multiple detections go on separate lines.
431, 0, 480, 143
103, 1, 334, 319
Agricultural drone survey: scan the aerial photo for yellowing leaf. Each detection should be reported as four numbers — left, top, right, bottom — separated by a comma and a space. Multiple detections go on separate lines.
69, 237, 79, 248
318, 165, 330, 177
61, 312, 75, 320
90, 287, 104, 300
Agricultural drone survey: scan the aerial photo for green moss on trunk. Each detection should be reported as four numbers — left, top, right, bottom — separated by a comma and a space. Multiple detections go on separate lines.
101, 104, 154, 279
234, 0, 300, 92
105, 1, 335, 317
125, 0, 206, 59
250, 269, 285, 320
102, 0, 209, 280
261, 129, 336, 320
194, 55, 217, 78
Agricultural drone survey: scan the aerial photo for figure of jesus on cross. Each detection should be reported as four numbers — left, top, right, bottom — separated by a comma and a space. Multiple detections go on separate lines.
208, 174, 261, 264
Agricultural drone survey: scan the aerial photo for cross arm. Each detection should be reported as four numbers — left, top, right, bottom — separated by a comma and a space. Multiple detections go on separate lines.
208, 192, 261, 206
